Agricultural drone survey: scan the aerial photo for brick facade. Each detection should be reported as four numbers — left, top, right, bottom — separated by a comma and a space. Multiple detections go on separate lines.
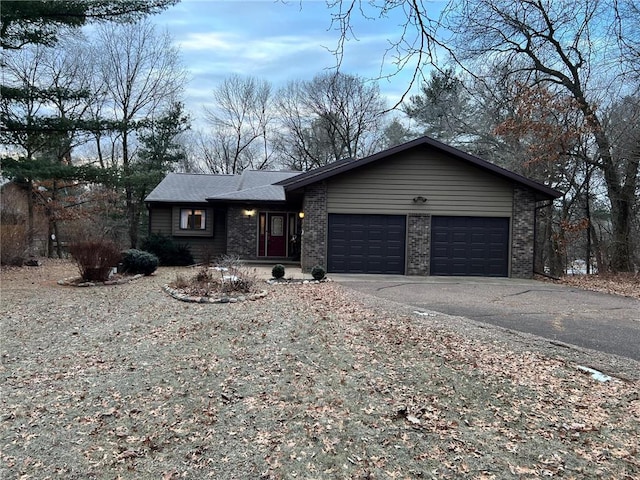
407, 214, 431, 275
226, 206, 258, 259
511, 185, 536, 278
300, 183, 327, 272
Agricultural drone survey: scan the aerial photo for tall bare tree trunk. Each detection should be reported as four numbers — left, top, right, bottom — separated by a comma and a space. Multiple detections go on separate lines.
26, 180, 35, 256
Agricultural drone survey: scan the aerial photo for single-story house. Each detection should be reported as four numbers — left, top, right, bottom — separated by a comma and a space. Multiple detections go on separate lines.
145, 136, 562, 277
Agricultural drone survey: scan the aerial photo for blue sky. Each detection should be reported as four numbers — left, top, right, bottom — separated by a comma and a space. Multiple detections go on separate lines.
152, 0, 442, 119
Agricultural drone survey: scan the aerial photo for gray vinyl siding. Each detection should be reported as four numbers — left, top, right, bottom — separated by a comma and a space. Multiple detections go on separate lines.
149, 206, 172, 234
326, 150, 514, 216
173, 235, 226, 264
148, 204, 227, 263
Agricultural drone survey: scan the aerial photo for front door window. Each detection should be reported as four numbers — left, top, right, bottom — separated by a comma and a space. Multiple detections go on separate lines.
271, 215, 283, 237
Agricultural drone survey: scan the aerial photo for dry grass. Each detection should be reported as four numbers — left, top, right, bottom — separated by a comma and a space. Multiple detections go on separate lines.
1, 260, 638, 479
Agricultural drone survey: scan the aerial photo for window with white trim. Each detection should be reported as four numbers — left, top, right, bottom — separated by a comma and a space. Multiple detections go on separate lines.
180, 208, 206, 230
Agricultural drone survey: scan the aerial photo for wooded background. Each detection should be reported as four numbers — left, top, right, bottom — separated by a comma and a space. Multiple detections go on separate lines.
2, 0, 638, 275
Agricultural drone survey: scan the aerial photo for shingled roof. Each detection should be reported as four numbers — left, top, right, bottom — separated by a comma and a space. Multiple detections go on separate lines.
146, 136, 563, 205
145, 170, 301, 204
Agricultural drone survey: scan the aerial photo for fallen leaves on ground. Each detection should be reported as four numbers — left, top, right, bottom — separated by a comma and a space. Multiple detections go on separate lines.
1, 262, 638, 479
541, 272, 640, 299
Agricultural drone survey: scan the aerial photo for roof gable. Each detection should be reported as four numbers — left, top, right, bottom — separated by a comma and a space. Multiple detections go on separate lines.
277, 136, 562, 200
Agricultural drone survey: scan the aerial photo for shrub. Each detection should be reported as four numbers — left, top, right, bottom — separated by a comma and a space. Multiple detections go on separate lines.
272, 264, 285, 279
195, 266, 213, 283
217, 255, 257, 294
172, 273, 189, 289
69, 240, 122, 281
311, 265, 326, 281
121, 249, 159, 276
141, 233, 194, 266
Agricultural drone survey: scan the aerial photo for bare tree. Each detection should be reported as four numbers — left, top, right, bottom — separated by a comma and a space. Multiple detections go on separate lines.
199, 75, 274, 174
276, 72, 387, 170
444, 0, 640, 271
335, 0, 639, 271
1, 36, 103, 256
93, 18, 186, 247
326, 0, 453, 106
1, 44, 49, 255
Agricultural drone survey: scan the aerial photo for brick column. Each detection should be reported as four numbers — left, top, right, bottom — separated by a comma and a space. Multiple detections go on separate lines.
226, 206, 257, 259
407, 214, 431, 276
511, 185, 536, 278
301, 183, 327, 272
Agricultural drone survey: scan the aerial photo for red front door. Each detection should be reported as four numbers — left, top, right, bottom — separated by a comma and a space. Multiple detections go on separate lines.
259, 213, 287, 257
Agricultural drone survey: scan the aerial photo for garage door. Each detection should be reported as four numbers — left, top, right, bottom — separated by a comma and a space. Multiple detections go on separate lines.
431, 216, 509, 277
328, 214, 406, 274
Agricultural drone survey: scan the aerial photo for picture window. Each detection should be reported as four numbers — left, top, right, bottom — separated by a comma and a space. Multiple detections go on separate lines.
180, 208, 206, 230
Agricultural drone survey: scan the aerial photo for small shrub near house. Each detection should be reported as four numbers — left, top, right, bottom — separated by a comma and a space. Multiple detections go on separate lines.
272, 264, 285, 279
311, 265, 326, 281
121, 249, 159, 276
141, 233, 194, 266
69, 240, 122, 282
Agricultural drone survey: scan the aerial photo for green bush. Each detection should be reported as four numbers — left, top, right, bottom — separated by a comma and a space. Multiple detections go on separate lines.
141, 233, 194, 266
272, 263, 285, 279
69, 240, 122, 281
311, 265, 326, 281
121, 249, 159, 276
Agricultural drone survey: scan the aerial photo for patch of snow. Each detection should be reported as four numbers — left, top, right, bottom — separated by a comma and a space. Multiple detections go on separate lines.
414, 311, 437, 317
566, 259, 598, 275
577, 365, 613, 382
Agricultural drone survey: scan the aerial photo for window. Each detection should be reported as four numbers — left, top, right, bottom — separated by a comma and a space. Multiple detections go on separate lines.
180, 208, 206, 230
271, 215, 284, 236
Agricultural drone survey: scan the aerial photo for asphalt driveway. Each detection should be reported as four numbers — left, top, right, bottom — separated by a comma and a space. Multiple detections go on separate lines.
330, 275, 640, 361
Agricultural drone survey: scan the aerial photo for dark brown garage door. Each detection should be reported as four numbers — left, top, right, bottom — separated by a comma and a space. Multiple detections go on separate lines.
431, 216, 509, 277
328, 214, 406, 274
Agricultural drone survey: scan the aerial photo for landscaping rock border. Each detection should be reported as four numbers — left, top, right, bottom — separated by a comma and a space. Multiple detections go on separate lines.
266, 278, 332, 285
57, 274, 145, 287
162, 284, 268, 304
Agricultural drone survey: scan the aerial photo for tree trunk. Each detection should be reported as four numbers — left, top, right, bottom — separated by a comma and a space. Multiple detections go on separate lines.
54, 221, 63, 258
126, 185, 137, 248
47, 216, 54, 258
582, 109, 635, 272
26, 180, 35, 256
122, 126, 138, 248
608, 193, 632, 272
589, 221, 604, 274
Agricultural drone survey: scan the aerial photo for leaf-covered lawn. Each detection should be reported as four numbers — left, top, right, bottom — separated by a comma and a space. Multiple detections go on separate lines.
548, 273, 640, 300
1, 263, 638, 479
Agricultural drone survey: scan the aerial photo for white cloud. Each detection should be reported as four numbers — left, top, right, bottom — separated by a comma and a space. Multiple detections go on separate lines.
178, 32, 238, 52
153, 0, 437, 125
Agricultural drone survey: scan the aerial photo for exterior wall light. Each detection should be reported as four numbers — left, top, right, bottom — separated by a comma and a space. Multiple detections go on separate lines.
244, 209, 256, 217
412, 196, 427, 204
298, 212, 305, 219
